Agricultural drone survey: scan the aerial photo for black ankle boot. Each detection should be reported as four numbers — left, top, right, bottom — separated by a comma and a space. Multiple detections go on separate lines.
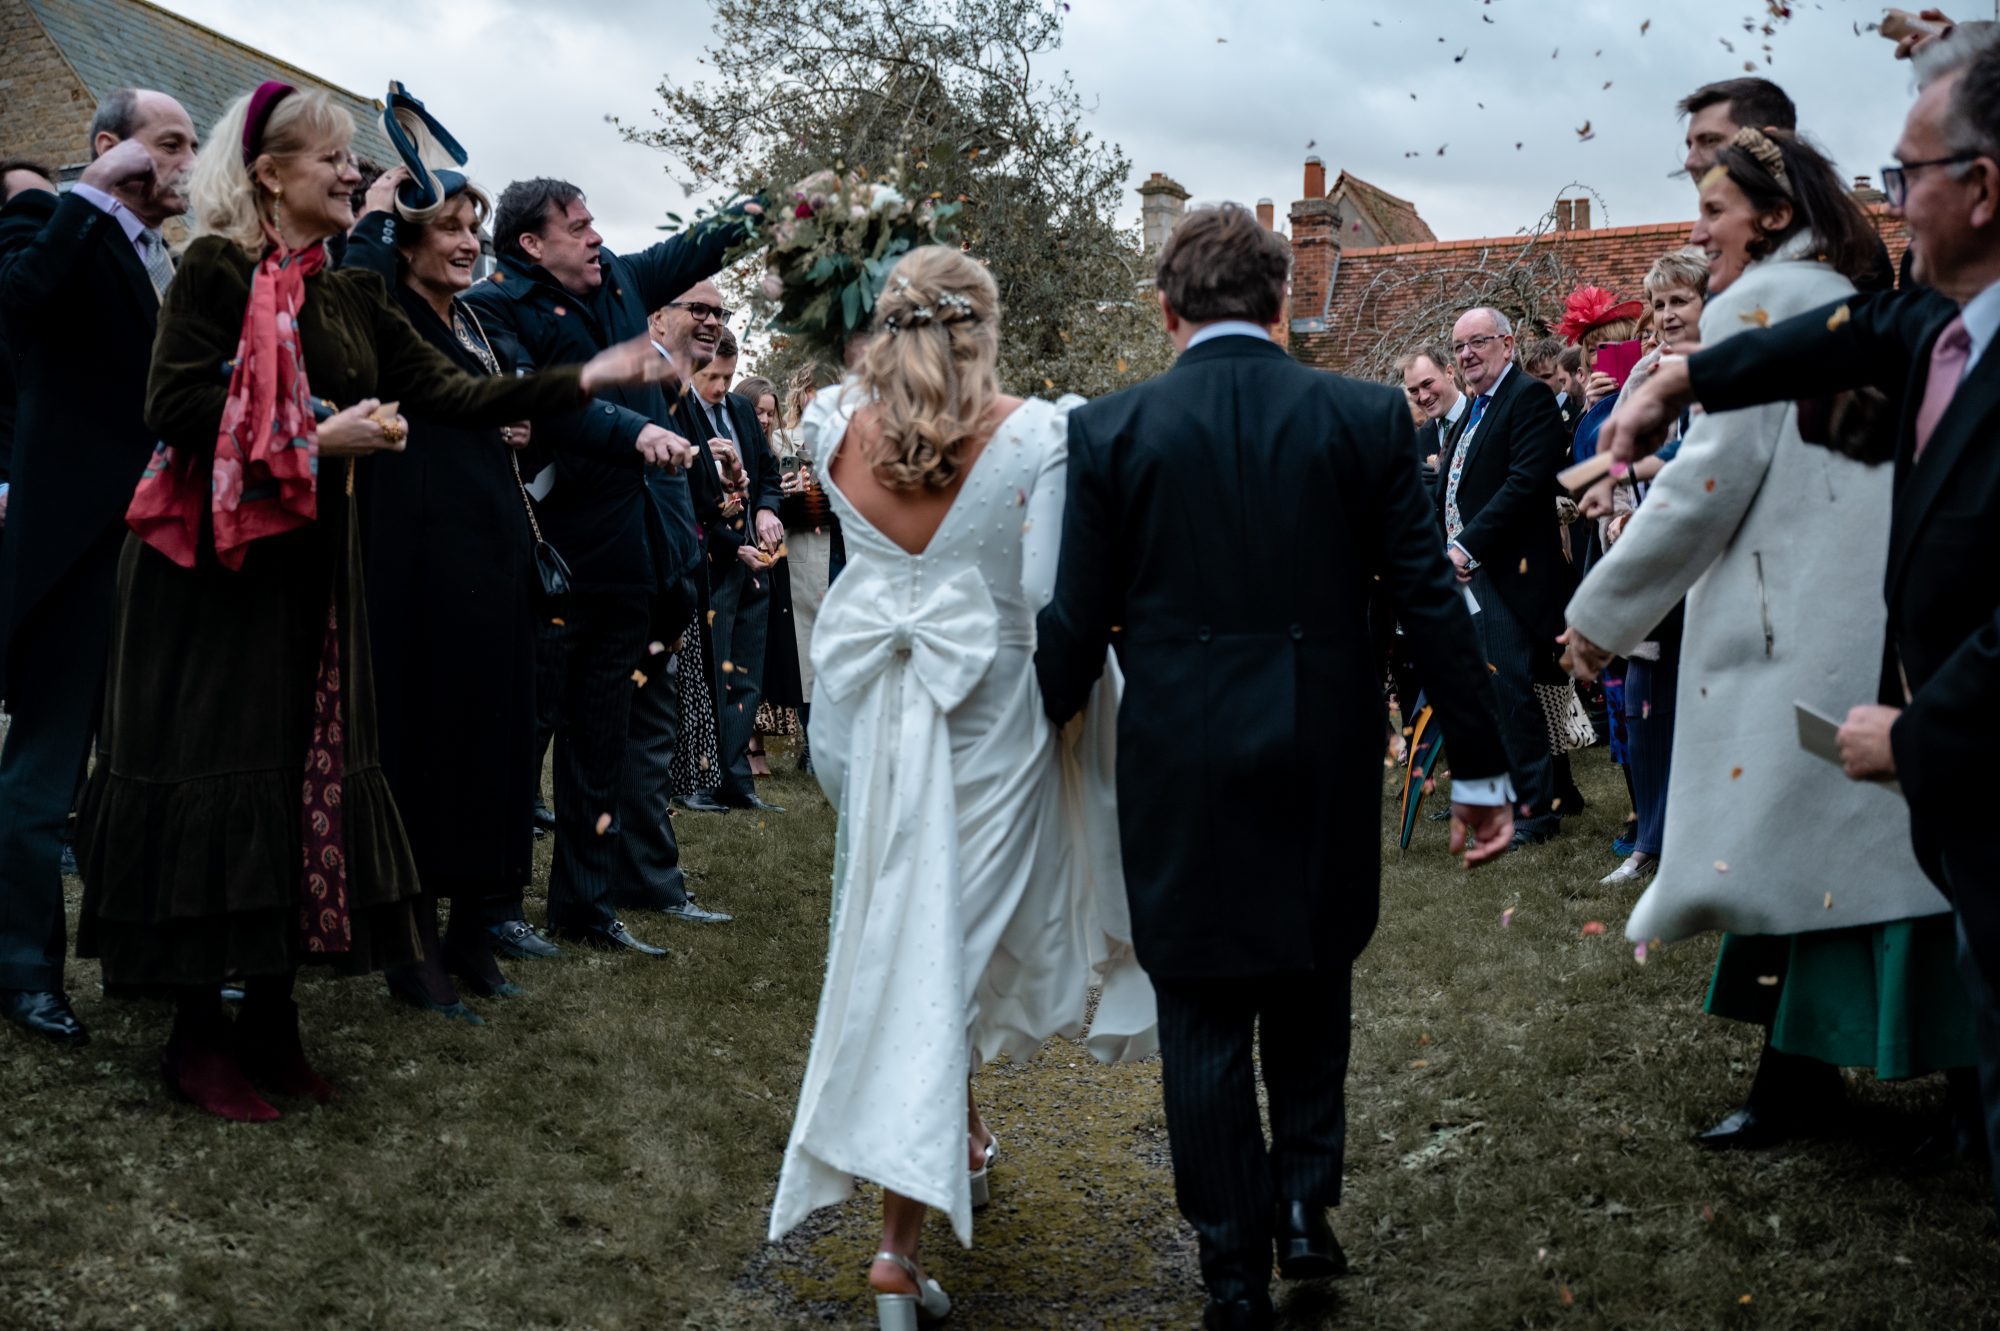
1697, 1042, 1841, 1150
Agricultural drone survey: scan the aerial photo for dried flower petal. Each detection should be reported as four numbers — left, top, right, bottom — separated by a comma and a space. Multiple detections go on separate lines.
630, 669, 649, 688
1740, 307, 1771, 328
1756, 974, 1778, 986
594, 812, 613, 835
1827, 304, 1852, 331
1730, 766, 1744, 779
1501, 908, 1516, 927
1715, 860, 1730, 873
1582, 921, 1607, 936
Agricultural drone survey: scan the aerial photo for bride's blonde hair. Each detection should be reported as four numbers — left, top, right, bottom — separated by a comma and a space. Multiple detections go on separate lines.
188, 87, 353, 256
855, 246, 1000, 492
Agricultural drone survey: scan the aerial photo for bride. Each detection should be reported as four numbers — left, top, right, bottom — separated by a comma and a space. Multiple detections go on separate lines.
767, 245, 1148, 1327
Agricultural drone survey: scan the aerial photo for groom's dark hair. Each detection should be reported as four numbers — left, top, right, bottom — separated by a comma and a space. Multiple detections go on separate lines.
1155, 202, 1292, 327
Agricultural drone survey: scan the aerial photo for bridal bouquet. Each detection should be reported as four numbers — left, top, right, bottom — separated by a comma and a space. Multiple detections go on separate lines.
736, 160, 963, 359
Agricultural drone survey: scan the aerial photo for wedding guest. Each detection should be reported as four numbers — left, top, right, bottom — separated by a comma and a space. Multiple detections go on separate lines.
736, 372, 801, 776
1590, 249, 1709, 889
462, 175, 756, 956
0, 90, 197, 1047
1397, 346, 1463, 496
1522, 337, 1576, 434
73, 82, 680, 1119
341, 164, 556, 1019
1564, 126, 1974, 1150
688, 327, 785, 813
1602, 44, 2000, 1209
1037, 203, 1515, 1331
771, 359, 843, 772
0, 158, 58, 528
1439, 305, 1573, 846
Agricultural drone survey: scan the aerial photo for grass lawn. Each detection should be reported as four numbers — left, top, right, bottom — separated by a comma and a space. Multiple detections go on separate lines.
2, 742, 1995, 1330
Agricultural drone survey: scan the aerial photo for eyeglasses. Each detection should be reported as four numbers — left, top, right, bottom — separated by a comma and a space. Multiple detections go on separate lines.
1881, 153, 1981, 206
1450, 333, 1506, 356
666, 300, 732, 323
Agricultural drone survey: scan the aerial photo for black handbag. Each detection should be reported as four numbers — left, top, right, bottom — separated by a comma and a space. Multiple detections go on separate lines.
511, 450, 572, 605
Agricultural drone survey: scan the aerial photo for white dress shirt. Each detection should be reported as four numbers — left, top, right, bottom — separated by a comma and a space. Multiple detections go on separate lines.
1959, 277, 2000, 378
1185, 320, 1273, 349
69, 182, 152, 260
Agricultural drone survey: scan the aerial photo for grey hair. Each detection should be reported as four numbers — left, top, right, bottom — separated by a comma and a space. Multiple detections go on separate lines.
1915, 21, 2000, 91
1463, 306, 1513, 336
1644, 246, 1711, 300
87, 88, 143, 159
1942, 41, 2000, 161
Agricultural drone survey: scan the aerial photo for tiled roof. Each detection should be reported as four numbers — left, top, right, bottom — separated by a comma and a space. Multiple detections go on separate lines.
1291, 205, 1910, 378
24, 0, 395, 165
1327, 171, 1436, 247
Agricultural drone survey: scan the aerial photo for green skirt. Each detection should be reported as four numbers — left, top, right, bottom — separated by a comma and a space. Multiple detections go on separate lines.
1705, 915, 1976, 1079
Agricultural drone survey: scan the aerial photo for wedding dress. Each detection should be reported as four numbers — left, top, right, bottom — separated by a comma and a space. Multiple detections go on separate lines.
768, 389, 1155, 1248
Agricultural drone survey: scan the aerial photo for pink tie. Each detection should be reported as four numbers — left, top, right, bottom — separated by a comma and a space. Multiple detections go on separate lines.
1913, 315, 1972, 460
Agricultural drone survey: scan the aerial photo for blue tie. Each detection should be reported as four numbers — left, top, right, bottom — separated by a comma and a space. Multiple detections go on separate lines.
1463, 392, 1492, 436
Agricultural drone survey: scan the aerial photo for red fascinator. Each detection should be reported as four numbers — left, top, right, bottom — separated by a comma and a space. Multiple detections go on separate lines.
1556, 286, 1646, 345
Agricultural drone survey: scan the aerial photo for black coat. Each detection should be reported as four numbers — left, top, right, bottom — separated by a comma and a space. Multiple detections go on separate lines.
0, 189, 161, 665
679, 389, 784, 573
338, 212, 551, 892
1691, 287, 2000, 980
1035, 335, 1510, 981
459, 210, 753, 593
1433, 361, 1574, 643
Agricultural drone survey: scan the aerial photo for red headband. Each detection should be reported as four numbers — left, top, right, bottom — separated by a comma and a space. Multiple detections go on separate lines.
241, 80, 296, 166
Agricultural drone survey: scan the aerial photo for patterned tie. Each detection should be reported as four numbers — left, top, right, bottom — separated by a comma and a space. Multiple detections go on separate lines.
1443, 393, 1492, 543
1913, 315, 1971, 461
139, 228, 174, 299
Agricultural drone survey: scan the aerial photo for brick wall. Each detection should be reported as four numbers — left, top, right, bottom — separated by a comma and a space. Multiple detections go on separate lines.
0, 0, 94, 170
1291, 204, 1914, 381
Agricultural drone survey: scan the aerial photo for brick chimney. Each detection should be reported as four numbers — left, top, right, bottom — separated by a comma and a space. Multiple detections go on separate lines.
1137, 172, 1190, 252
1851, 174, 1887, 206
1256, 197, 1275, 230
1554, 198, 1593, 231
1303, 155, 1327, 200
1289, 179, 1339, 336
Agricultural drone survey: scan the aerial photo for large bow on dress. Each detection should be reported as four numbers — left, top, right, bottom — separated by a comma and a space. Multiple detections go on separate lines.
812, 564, 1001, 713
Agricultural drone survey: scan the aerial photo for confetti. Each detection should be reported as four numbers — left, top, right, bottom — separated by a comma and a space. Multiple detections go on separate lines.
1740, 1295, 1754, 1305
1551, 797, 1563, 810
1827, 304, 1852, 331
1016, 488, 1029, 506
721, 660, 735, 674
1115, 358, 1128, 373
1741, 307, 1770, 327
1715, 860, 1730, 873
1824, 892, 1833, 910
648, 640, 666, 655
1576, 120, 1595, 141
594, 812, 613, 835
1702, 1205, 1715, 1223
1408, 1059, 1430, 1069
1704, 477, 1717, 492
1501, 908, 1516, 927
630, 669, 649, 687
1519, 558, 1529, 573
1581, 921, 1607, 936
550, 617, 566, 627
1640, 18, 1651, 34
707, 609, 718, 625
1487, 662, 1499, 673
1730, 766, 1743, 779
1559, 1286, 1575, 1308
1418, 1032, 1432, 1046
1634, 941, 1650, 964
1757, 974, 1778, 987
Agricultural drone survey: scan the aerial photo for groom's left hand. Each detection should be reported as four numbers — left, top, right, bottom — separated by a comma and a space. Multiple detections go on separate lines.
1450, 802, 1515, 868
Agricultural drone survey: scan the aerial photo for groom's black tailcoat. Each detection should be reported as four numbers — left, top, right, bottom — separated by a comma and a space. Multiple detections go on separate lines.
1035, 332, 1510, 1298
1035, 334, 1509, 981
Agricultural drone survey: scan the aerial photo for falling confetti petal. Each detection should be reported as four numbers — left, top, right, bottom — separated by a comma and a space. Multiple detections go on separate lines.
1824, 892, 1833, 909
1740, 307, 1771, 328
1409, 1058, 1430, 1069
648, 640, 666, 655
1640, 18, 1651, 34
594, 812, 613, 835
1419, 1032, 1432, 1046
1704, 477, 1717, 492
1715, 860, 1730, 873
1582, 921, 1607, 936
1576, 120, 1595, 140
1634, 941, 1650, 964
1730, 766, 1743, 779
1551, 797, 1563, 810
1560, 1287, 1575, 1308
721, 660, 735, 674
1501, 908, 1516, 927
1702, 1205, 1716, 1222
1519, 558, 1529, 573
1827, 304, 1852, 331
1739, 1295, 1754, 1306
550, 617, 566, 627
630, 669, 649, 687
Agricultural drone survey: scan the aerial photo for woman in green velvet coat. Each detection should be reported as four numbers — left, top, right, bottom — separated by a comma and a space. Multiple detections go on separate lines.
75, 83, 685, 1122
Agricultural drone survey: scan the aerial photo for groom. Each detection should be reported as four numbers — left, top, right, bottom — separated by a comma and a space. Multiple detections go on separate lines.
1036, 204, 1517, 1331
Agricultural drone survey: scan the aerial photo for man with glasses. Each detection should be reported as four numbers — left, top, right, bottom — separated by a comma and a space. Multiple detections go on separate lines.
463, 178, 758, 959
1436, 307, 1573, 847
1602, 47, 2000, 1213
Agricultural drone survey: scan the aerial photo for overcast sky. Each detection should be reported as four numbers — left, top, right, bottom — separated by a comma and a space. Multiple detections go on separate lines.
159, 0, 1924, 252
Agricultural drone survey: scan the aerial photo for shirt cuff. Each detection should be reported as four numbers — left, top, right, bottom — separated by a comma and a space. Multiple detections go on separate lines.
1450, 540, 1480, 571
1449, 774, 1516, 807
69, 182, 121, 217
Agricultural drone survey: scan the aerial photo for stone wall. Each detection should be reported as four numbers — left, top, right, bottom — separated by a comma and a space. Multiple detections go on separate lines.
0, 0, 95, 171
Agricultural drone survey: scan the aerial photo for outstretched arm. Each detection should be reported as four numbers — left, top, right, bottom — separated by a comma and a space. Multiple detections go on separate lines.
1035, 414, 1119, 726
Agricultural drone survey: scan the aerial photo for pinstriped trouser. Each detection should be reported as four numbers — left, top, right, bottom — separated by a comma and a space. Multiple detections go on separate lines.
1153, 967, 1353, 1299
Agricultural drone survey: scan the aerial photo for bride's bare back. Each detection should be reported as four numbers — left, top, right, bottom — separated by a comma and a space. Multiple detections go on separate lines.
828, 395, 1027, 557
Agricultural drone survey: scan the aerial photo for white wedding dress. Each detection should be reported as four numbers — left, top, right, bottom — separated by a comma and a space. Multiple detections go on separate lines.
768, 389, 1156, 1248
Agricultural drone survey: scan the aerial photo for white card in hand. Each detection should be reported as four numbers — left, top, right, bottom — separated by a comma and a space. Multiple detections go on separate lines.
1795, 700, 1901, 793
525, 463, 556, 502
1461, 584, 1481, 615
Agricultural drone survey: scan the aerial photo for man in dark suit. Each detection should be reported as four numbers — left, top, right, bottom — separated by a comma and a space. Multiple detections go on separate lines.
1036, 204, 1516, 1331
685, 326, 785, 813
0, 91, 197, 1045
1599, 49, 2000, 1213
1439, 305, 1575, 845
462, 178, 748, 958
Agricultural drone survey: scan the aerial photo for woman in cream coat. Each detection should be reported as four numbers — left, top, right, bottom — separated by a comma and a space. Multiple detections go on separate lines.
1565, 128, 1975, 1150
